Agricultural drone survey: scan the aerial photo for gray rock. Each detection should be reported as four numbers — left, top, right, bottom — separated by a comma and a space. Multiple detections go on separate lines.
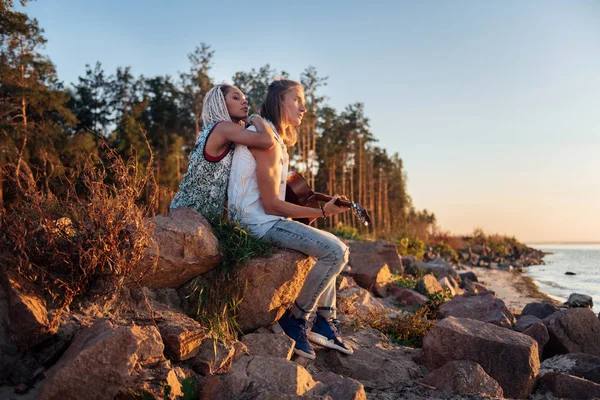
515, 315, 542, 332
458, 271, 478, 283
565, 293, 594, 308
521, 301, 559, 320
543, 308, 600, 357
523, 322, 549, 361
541, 353, 600, 384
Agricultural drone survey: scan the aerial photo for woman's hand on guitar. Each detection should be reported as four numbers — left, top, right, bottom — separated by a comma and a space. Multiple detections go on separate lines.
323, 195, 350, 217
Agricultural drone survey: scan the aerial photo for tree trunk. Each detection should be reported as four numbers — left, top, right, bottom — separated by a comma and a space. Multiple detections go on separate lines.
310, 125, 316, 189
349, 162, 355, 229
378, 168, 383, 235
16, 62, 28, 188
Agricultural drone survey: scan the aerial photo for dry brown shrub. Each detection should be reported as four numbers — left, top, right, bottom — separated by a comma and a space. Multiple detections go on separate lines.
0, 143, 157, 324
347, 307, 435, 348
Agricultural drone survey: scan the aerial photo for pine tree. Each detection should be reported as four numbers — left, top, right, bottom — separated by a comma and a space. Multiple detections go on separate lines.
0, 6, 76, 196
180, 43, 213, 140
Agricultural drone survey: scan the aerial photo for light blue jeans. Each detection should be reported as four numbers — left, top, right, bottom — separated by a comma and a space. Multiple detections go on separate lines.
263, 219, 349, 321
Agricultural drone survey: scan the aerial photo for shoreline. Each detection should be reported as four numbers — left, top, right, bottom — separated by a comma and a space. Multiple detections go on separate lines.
458, 264, 559, 314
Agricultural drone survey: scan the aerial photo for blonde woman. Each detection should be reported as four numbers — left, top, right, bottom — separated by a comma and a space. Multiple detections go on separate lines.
228, 79, 352, 359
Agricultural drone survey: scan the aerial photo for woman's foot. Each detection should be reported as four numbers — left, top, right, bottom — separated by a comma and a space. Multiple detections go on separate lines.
272, 311, 316, 360
307, 315, 353, 355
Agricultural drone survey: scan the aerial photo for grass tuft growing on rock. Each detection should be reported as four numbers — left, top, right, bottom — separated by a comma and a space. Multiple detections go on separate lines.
351, 308, 435, 348
350, 278, 453, 347
180, 215, 274, 342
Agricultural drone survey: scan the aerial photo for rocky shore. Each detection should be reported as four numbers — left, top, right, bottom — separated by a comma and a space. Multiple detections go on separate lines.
1, 208, 599, 400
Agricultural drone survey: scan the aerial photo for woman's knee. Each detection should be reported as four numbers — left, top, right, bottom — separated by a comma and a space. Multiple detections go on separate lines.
327, 239, 349, 267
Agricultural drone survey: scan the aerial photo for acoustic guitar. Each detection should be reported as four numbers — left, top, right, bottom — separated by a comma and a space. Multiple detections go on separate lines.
285, 171, 371, 226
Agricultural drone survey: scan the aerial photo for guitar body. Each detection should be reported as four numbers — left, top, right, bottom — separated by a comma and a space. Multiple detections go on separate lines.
285, 172, 320, 225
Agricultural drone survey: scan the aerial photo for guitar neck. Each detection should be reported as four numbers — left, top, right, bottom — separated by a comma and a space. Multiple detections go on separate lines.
312, 192, 352, 208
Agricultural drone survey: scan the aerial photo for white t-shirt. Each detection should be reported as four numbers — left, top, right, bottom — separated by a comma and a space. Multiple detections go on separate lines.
227, 123, 289, 238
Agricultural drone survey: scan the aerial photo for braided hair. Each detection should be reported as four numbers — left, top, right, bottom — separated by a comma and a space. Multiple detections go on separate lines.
202, 84, 234, 127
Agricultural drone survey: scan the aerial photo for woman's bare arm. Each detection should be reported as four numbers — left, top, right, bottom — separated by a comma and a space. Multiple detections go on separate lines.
251, 146, 348, 218
205, 121, 275, 157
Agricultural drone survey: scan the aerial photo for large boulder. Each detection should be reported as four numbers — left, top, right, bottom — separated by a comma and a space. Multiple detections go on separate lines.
418, 316, 539, 398
543, 308, 600, 357
437, 292, 516, 328
419, 360, 503, 398
541, 353, 600, 384
349, 264, 392, 298
348, 240, 401, 296
521, 301, 559, 320
3, 272, 57, 349
39, 320, 165, 400
132, 208, 221, 288
236, 250, 313, 333
348, 240, 403, 274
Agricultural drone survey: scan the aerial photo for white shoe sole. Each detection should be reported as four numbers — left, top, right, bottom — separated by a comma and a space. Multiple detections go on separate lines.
272, 322, 316, 360
307, 331, 354, 355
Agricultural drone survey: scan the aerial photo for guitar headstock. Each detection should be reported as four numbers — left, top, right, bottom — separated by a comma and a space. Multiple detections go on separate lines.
350, 202, 372, 226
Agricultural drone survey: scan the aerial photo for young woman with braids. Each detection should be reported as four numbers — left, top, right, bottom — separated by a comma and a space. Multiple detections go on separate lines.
170, 84, 275, 220
228, 79, 353, 360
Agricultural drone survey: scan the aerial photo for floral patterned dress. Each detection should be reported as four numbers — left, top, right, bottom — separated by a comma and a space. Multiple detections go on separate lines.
170, 121, 233, 220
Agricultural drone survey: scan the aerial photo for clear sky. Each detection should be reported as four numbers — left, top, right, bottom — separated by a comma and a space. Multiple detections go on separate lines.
18, 0, 600, 243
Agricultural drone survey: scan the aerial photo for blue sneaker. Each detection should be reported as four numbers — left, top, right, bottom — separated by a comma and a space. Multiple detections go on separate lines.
272, 311, 316, 360
308, 315, 353, 355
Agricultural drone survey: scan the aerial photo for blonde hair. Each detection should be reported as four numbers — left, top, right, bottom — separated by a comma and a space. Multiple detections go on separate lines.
259, 79, 302, 147
202, 84, 234, 127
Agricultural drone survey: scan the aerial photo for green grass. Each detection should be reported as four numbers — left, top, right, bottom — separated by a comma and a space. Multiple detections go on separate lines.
392, 273, 417, 290
326, 223, 363, 240
130, 377, 198, 400
181, 215, 274, 341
